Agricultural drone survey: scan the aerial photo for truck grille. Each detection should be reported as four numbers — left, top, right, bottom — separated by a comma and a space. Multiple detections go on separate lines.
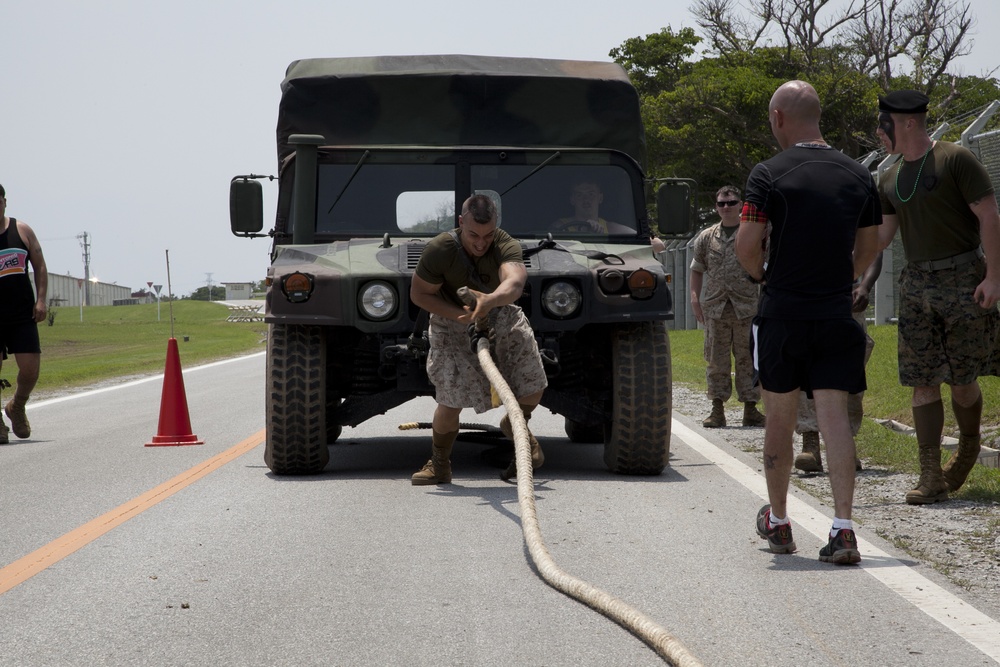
406, 243, 425, 270
404, 239, 535, 269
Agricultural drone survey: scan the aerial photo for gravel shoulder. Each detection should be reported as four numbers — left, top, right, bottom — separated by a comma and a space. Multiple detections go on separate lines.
672, 383, 1000, 613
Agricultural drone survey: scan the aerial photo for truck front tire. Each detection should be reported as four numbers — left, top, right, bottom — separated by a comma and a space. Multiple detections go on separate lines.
265, 324, 331, 474
603, 321, 672, 475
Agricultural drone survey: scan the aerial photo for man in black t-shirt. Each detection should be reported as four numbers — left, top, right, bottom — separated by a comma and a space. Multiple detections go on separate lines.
735, 81, 881, 565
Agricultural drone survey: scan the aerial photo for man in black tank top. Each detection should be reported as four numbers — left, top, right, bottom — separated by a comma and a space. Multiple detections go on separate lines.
0, 183, 49, 443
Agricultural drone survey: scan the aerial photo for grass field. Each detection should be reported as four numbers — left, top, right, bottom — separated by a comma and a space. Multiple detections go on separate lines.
670, 325, 1000, 501
20, 301, 267, 394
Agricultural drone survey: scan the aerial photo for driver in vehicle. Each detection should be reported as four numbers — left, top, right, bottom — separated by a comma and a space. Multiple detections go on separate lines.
553, 182, 610, 233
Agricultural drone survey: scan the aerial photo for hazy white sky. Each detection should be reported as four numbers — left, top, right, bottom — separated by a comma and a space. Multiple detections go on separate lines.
4, 0, 998, 296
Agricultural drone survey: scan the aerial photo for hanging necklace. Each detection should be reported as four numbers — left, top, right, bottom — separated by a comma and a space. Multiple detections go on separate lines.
895, 142, 933, 203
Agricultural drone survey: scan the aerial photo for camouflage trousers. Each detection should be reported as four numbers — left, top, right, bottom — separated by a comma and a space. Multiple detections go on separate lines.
704, 301, 759, 403
898, 258, 1000, 387
427, 305, 548, 413
796, 311, 874, 436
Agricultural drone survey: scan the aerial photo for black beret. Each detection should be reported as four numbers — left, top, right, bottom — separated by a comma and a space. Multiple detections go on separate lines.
878, 90, 929, 114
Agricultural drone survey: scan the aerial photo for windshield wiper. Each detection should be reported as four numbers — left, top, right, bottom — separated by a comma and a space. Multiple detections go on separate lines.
326, 150, 371, 215
499, 151, 561, 197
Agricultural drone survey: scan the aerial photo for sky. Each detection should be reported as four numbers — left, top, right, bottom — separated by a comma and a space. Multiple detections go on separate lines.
4, 1, 999, 298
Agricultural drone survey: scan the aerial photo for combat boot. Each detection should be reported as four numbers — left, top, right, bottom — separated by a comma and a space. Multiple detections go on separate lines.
905, 443, 949, 505
942, 434, 981, 492
411, 433, 455, 486
500, 410, 544, 481
742, 402, 766, 427
0, 418, 8, 445
4, 395, 30, 439
702, 399, 726, 428
794, 431, 823, 472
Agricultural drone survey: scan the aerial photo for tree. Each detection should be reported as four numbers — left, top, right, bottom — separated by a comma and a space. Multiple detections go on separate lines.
608, 27, 701, 97
186, 285, 226, 301
612, 0, 998, 213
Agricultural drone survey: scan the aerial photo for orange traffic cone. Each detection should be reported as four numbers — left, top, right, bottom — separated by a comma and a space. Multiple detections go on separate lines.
146, 338, 204, 447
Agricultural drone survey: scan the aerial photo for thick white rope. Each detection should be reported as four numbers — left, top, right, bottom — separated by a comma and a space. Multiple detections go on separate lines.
473, 337, 704, 667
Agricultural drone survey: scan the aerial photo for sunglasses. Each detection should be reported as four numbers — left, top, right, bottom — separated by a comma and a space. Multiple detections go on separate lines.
716, 200, 740, 207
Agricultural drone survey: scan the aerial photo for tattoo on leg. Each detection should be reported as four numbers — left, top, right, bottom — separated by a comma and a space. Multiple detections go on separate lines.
764, 453, 778, 470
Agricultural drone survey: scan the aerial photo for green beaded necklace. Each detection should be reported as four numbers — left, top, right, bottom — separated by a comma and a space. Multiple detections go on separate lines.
895, 142, 933, 203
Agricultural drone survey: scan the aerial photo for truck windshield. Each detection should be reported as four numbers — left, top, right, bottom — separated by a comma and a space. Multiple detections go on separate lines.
315, 161, 639, 238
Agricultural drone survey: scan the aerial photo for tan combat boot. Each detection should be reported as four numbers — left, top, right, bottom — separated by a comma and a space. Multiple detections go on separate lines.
742, 402, 766, 427
905, 443, 949, 505
4, 395, 30, 439
942, 434, 981, 492
702, 399, 726, 428
794, 431, 823, 472
411, 432, 455, 485
500, 409, 544, 481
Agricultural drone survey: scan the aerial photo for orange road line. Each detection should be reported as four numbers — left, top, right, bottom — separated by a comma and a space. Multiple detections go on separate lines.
0, 430, 265, 596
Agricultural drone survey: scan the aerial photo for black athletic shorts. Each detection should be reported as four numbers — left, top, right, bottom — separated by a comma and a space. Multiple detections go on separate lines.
751, 316, 866, 396
0, 319, 41, 357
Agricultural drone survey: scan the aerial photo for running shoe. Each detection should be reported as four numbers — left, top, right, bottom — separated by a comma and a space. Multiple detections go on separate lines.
819, 528, 862, 564
756, 504, 796, 554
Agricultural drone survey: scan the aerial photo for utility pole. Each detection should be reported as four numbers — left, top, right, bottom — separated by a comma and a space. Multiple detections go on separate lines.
205, 272, 214, 302
77, 232, 91, 306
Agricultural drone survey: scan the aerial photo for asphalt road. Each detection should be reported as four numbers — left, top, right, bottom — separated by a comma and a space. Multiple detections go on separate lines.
1, 352, 997, 666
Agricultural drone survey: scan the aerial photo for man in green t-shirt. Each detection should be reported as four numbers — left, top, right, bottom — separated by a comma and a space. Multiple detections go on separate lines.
409, 194, 548, 485
876, 89, 1000, 504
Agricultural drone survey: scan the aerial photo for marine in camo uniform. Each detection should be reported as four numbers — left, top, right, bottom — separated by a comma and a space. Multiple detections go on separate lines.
876, 90, 1000, 505
409, 194, 548, 486
690, 185, 765, 428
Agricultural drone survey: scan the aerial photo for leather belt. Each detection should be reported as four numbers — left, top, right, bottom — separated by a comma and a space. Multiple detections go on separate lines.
910, 247, 984, 271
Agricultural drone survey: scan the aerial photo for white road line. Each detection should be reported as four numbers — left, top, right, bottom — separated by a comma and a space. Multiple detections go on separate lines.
672, 419, 1000, 663
29, 352, 266, 409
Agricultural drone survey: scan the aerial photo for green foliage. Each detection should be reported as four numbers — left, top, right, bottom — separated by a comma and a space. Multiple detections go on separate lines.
29, 301, 265, 395
643, 60, 785, 189
609, 26, 700, 97
612, 3, 1000, 211
186, 285, 227, 301
406, 216, 454, 233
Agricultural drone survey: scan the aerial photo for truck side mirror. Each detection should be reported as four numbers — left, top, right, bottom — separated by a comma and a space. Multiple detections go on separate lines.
230, 177, 264, 236
655, 178, 696, 237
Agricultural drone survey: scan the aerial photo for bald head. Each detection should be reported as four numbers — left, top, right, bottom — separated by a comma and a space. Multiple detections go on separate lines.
768, 80, 824, 149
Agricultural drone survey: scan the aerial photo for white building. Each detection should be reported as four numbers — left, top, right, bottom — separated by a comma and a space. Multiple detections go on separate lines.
31, 273, 132, 307
223, 282, 255, 301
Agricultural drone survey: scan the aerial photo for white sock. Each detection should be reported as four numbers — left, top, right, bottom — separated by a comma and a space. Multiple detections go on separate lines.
768, 512, 790, 529
831, 517, 853, 536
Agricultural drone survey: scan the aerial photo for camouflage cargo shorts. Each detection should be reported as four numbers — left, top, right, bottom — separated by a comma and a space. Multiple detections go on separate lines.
898, 258, 1000, 386
427, 305, 548, 412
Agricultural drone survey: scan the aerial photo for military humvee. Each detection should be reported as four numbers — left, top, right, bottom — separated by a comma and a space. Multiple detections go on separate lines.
230, 55, 693, 476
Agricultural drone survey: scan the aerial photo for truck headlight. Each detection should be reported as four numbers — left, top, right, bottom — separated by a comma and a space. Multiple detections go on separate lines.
541, 280, 581, 319
358, 281, 397, 320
